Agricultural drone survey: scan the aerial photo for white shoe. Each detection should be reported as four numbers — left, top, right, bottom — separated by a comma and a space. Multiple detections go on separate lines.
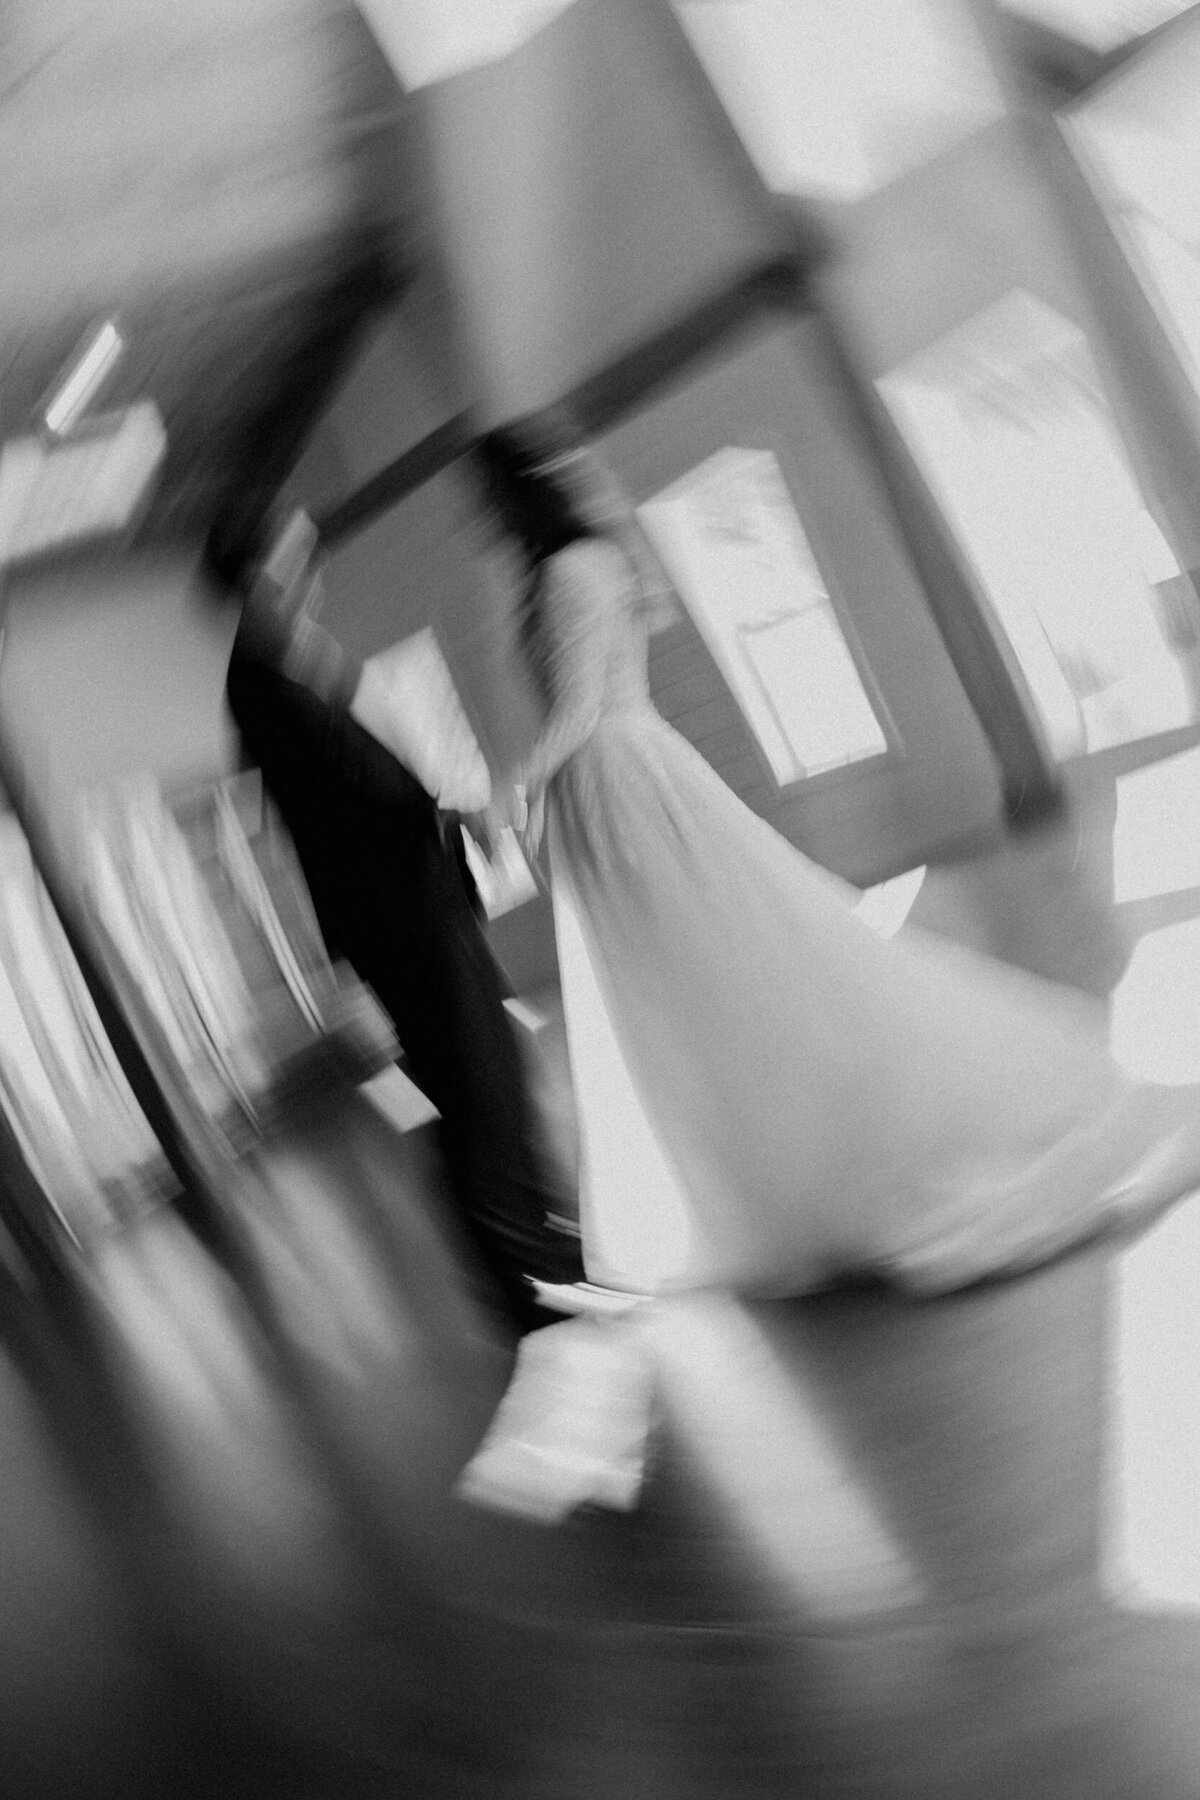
530, 1278, 652, 1318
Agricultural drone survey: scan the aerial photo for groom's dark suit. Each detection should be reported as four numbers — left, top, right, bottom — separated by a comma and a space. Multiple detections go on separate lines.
225, 635, 583, 1326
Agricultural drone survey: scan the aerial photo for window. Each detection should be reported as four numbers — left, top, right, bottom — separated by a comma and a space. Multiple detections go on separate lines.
877, 290, 1195, 757
638, 447, 888, 784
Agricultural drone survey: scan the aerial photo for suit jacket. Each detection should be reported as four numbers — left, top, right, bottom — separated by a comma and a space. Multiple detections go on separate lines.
225, 635, 583, 1302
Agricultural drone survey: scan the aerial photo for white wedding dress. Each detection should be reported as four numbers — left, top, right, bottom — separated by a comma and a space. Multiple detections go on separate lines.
520, 541, 1200, 1300
459, 537, 1200, 1523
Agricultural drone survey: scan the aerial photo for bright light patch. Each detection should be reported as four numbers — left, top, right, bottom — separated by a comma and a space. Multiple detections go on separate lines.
550, 868, 695, 1292
43, 321, 124, 437
355, 0, 573, 88
1005, 0, 1193, 53
1113, 749, 1200, 906
853, 866, 927, 940
878, 292, 1194, 759
638, 448, 887, 787
671, 0, 1005, 202
645, 1293, 924, 1621
1105, 1189, 1200, 1611
1111, 917, 1200, 1086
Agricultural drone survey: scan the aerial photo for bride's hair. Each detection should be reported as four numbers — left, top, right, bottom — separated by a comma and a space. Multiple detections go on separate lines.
473, 408, 676, 623
474, 410, 609, 563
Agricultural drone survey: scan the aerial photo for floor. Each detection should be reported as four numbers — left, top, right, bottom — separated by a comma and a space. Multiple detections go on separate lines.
5, 754, 1200, 1796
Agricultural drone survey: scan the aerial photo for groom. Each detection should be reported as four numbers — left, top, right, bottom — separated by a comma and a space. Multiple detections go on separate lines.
213, 509, 584, 1332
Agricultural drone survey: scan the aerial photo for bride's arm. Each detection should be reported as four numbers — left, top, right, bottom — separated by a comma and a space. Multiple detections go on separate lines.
510, 540, 626, 800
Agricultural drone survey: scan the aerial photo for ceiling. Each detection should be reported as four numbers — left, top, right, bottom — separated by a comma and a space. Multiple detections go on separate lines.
0, 0, 417, 559
4, 0, 1166, 578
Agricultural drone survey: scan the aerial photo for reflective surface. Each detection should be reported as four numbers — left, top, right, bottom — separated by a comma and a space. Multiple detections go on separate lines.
3, 1059, 1200, 1797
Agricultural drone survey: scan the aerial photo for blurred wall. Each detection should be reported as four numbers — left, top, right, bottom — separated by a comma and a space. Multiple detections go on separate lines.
0, 556, 239, 886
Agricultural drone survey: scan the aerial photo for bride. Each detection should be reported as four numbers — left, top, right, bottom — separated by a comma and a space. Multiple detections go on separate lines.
473, 412, 1200, 1306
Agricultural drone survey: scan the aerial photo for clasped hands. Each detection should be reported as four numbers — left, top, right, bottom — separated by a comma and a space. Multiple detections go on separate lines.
476, 780, 546, 861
